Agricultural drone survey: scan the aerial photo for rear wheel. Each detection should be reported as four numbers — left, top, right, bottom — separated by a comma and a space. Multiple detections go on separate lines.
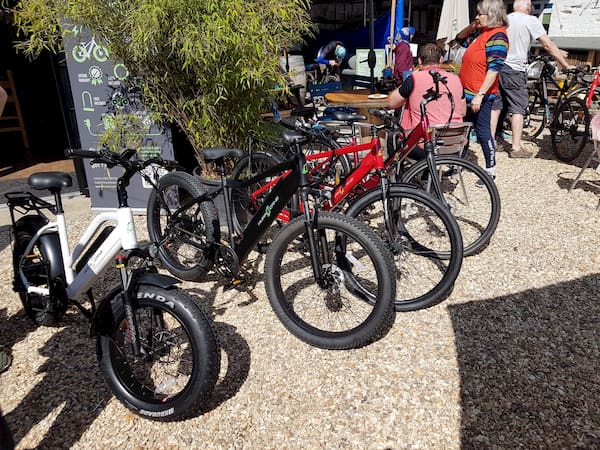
523, 87, 547, 139
551, 96, 590, 162
146, 171, 220, 281
97, 285, 220, 421
345, 184, 463, 311
12, 215, 67, 324
402, 156, 501, 256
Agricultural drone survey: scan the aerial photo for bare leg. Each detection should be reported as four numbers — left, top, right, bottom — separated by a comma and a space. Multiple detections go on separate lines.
511, 113, 524, 150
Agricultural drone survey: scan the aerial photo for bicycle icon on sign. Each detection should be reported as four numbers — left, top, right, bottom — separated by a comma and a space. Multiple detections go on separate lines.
72, 37, 109, 63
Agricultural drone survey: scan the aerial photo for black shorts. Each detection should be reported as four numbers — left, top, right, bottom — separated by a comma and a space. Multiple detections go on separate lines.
494, 65, 529, 115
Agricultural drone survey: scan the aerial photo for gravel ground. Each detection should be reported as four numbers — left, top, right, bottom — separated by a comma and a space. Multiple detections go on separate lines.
1, 133, 600, 449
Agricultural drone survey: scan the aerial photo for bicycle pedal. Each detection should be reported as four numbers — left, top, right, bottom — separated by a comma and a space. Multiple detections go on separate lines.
224, 278, 245, 290
256, 242, 271, 254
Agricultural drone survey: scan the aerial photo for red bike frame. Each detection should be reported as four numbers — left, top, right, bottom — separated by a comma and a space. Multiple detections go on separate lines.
585, 68, 599, 109
247, 109, 433, 223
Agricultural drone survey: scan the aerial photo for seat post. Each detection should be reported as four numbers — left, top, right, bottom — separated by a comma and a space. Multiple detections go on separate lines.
51, 189, 64, 214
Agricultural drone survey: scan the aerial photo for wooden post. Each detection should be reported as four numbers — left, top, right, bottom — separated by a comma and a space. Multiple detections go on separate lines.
388, 0, 397, 67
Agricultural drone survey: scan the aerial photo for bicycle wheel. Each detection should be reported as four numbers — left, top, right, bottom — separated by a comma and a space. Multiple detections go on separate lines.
97, 285, 220, 421
345, 184, 463, 311
302, 134, 352, 189
551, 96, 590, 162
402, 156, 501, 256
265, 211, 395, 349
523, 87, 547, 139
146, 171, 220, 281
231, 151, 283, 233
12, 215, 67, 324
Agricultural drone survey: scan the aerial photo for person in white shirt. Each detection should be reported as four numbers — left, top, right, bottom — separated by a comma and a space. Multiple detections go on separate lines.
491, 0, 575, 158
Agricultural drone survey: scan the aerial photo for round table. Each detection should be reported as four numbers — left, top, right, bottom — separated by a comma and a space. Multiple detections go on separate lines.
324, 89, 390, 109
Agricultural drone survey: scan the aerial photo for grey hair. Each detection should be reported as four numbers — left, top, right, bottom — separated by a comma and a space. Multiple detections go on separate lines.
478, 0, 508, 27
512, 0, 531, 10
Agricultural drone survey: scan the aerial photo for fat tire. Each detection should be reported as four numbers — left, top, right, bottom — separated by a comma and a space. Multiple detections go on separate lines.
551, 96, 590, 162
147, 171, 219, 281
401, 156, 501, 256
12, 215, 66, 324
97, 285, 220, 421
345, 184, 463, 311
265, 212, 395, 349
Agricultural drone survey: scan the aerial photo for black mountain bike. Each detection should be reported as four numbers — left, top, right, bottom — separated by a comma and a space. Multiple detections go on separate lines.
146, 148, 396, 350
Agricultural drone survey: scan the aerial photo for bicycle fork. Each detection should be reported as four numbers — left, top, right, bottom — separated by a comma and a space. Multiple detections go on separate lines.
115, 254, 144, 357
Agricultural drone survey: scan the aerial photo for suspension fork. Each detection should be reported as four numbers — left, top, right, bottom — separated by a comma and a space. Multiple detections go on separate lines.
115, 254, 144, 357
300, 187, 326, 284
378, 171, 397, 240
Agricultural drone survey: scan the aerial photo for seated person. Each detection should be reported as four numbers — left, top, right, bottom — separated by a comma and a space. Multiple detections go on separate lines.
389, 43, 466, 158
315, 41, 350, 75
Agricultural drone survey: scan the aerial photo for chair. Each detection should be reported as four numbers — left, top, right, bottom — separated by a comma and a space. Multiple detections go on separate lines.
569, 114, 600, 209
307, 81, 355, 121
430, 122, 472, 156
0, 70, 29, 149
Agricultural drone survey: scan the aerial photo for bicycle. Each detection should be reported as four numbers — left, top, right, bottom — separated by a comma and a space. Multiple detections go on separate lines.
146, 147, 397, 349
6, 148, 220, 421
521, 56, 590, 161
252, 71, 500, 257
229, 80, 466, 312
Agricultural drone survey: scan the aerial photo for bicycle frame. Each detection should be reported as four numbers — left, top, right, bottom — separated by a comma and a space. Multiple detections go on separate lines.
17, 203, 138, 299
246, 107, 437, 222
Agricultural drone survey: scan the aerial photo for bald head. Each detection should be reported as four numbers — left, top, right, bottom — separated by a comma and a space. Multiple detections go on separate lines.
513, 0, 532, 12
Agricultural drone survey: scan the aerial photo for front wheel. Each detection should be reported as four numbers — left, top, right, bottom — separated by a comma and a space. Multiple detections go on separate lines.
551, 96, 591, 162
523, 87, 547, 139
97, 285, 220, 421
401, 156, 501, 256
265, 212, 396, 349
345, 184, 463, 311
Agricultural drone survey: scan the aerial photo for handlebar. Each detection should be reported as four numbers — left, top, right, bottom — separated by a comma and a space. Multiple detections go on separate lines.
65, 148, 179, 171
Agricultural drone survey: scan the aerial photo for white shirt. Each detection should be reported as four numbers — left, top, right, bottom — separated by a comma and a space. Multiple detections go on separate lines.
504, 11, 547, 72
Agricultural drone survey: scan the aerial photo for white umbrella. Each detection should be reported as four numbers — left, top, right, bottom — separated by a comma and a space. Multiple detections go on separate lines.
436, 0, 470, 46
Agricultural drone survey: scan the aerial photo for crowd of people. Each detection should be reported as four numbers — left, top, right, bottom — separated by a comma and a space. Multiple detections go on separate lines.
387, 0, 573, 182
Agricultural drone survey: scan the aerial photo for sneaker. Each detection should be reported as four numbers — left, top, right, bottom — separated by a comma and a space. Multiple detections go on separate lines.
469, 130, 478, 143
508, 148, 533, 158
476, 173, 495, 188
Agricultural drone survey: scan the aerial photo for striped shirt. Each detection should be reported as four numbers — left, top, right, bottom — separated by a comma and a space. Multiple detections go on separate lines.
457, 27, 508, 97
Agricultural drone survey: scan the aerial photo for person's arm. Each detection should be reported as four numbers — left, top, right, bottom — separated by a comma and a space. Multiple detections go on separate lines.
470, 31, 507, 112
455, 21, 479, 45
0, 86, 7, 117
537, 35, 576, 70
388, 76, 414, 109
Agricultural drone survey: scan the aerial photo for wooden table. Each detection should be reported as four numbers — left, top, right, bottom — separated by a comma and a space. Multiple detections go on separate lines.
324, 89, 390, 109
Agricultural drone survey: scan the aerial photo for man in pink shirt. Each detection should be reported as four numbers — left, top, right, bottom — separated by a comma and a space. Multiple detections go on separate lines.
389, 43, 466, 131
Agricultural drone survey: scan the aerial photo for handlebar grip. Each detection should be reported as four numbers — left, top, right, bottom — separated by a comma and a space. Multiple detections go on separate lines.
65, 148, 99, 159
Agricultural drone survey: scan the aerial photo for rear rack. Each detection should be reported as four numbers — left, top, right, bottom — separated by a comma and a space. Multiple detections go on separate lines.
5, 191, 57, 223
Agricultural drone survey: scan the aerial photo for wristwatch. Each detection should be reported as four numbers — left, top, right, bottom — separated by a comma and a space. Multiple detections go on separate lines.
477, 91, 486, 96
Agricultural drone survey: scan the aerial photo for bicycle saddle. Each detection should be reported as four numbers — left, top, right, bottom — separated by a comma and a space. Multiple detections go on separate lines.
202, 147, 244, 161
28, 172, 73, 191
332, 111, 367, 122
281, 130, 307, 145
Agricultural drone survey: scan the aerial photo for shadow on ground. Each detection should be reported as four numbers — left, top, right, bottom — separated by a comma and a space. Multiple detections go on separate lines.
449, 273, 600, 448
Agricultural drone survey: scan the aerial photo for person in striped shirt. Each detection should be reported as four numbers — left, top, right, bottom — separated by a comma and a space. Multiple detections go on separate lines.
456, 0, 508, 181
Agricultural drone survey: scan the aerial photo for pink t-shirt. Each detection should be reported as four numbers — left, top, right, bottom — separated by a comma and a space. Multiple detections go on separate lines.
401, 66, 466, 130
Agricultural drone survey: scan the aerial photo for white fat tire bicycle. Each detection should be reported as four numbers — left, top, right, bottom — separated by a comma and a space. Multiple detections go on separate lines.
6, 148, 220, 421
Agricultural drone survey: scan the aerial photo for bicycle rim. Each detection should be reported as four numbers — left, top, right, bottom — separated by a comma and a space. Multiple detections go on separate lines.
107, 302, 195, 404
551, 97, 590, 162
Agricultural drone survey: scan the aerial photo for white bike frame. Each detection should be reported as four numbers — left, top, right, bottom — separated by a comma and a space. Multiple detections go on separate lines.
18, 205, 139, 300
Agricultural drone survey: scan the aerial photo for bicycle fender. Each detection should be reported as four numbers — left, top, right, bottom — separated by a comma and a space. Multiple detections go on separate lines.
14, 215, 65, 280
90, 274, 181, 336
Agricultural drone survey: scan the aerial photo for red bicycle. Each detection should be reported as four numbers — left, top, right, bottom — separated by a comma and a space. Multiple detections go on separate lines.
235, 71, 500, 257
